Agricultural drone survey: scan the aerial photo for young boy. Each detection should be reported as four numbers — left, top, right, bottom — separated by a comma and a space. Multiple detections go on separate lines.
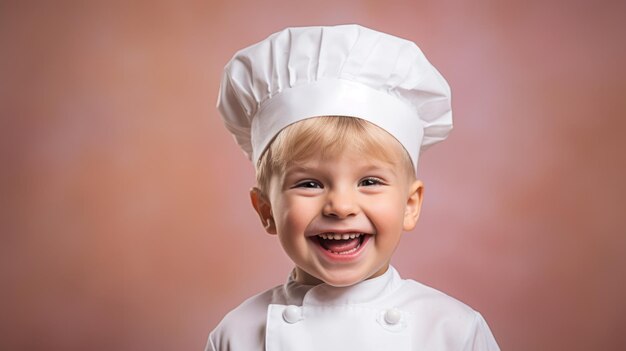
206, 24, 500, 350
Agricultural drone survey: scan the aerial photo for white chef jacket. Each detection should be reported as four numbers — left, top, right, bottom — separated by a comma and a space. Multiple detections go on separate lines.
205, 266, 500, 350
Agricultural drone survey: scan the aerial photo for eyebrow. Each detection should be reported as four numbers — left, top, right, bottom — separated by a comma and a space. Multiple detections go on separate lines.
360, 163, 398, 177
283, 164, 317, 175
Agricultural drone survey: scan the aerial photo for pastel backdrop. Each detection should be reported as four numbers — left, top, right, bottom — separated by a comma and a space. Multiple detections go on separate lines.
1, 1, 625, 350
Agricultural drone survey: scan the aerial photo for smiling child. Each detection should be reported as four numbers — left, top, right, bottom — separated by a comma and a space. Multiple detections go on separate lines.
206, 24, 500, 351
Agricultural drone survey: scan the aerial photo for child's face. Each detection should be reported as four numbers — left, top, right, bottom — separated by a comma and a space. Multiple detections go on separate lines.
251, 140, 423, 287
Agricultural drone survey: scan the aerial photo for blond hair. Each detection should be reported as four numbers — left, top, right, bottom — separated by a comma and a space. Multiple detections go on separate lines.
256, 116, 415, 192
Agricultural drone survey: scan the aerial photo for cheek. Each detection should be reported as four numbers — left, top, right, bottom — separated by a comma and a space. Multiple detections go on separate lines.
277, 198, 318, 233
367, 195, 406, 223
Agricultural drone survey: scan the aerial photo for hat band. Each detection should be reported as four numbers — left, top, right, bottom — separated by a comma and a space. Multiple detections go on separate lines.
251, 78, 424, 169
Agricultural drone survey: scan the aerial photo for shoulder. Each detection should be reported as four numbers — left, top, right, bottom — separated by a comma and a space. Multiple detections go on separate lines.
206, 284, 285, 351
394, 278, 478, 317
392, 278, 500, 350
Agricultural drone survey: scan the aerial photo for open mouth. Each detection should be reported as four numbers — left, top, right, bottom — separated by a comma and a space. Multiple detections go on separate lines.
314, 233, 369, 256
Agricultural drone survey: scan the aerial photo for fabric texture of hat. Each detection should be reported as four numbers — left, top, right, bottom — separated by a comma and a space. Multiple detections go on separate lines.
217, 24, 452, 169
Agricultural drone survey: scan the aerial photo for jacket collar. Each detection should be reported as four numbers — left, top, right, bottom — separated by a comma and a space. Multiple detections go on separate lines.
282, 265, 403, 306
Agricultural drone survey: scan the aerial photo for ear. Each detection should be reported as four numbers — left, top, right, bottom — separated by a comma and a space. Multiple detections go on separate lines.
403, 180, 424, 231
250, 187, 277, 235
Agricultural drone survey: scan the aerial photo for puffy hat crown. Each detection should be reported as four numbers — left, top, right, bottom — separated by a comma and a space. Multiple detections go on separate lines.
217, 24, 452, 169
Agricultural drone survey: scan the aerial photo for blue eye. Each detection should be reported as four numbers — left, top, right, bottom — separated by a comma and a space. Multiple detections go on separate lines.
295, 180, 322, 189
359, 177, 383, 186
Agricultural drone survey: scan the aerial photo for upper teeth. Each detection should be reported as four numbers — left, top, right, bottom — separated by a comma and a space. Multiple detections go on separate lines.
317, 233, 362, 240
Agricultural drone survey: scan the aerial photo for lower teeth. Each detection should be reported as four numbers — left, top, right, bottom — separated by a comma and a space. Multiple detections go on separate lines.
329, 242, 361, 255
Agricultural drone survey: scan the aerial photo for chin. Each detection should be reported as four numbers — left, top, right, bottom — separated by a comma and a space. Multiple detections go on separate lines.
319, 269, 369, 287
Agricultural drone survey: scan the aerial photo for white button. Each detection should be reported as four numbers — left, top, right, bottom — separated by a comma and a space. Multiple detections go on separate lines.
282, 305, 302, 324
384, 308, 402, 325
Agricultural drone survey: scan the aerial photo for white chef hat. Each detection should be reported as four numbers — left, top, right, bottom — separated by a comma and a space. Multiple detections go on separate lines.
217, 24, 452, 170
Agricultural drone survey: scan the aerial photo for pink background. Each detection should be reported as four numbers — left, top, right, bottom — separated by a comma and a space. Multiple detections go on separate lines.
2, 1, 625, 350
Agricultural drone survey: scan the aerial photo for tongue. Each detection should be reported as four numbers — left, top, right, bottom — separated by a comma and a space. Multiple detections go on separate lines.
320, 237, 360, 253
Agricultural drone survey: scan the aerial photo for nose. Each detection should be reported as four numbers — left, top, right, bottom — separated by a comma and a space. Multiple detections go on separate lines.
322, 187, 359, 219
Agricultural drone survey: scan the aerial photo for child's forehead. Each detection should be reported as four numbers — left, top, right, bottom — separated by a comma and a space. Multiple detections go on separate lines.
283, 139, 407, 170
272, 119, 413, 172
